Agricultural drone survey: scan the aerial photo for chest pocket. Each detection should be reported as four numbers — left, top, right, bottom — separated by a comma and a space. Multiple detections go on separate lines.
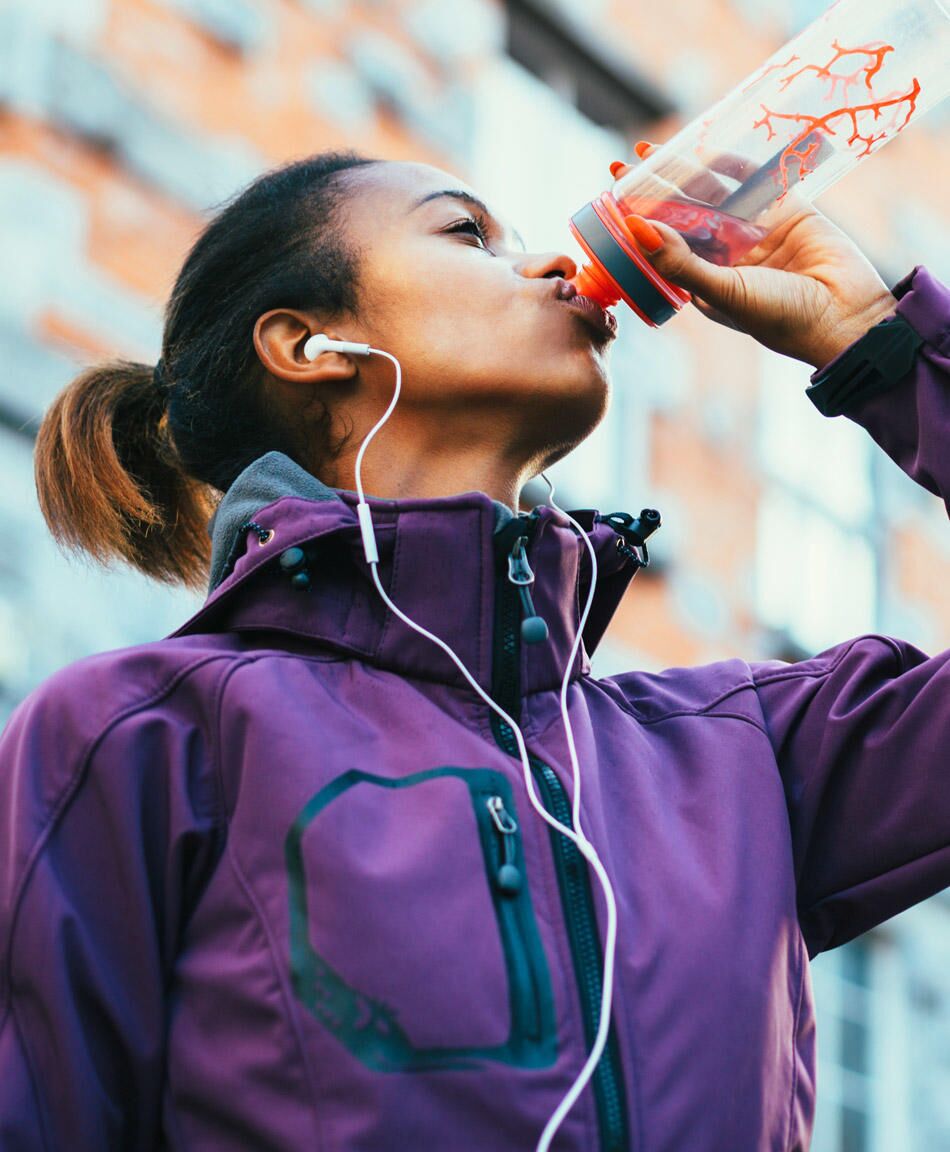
285, 766, 557, 1072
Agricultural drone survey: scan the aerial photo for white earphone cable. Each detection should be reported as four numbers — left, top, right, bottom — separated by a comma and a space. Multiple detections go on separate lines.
533, 472, 618, 1152
352, 346, 618, 1152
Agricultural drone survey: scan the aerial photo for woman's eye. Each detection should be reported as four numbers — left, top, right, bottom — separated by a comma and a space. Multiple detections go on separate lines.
445, 218, 491, 250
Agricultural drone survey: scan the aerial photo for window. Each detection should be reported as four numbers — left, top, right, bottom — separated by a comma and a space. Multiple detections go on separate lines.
811, 940, 874, 1152
754, 348, 879, 654
809, 934, 912, 1152
504, 0, 671, 135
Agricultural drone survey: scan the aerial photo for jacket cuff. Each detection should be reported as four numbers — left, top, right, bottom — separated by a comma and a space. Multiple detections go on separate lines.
805, 266, 934, 418
891, 265, 950, 354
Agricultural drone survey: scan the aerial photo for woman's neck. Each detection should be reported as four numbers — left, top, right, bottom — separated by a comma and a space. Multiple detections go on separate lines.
318, 414, 530, 511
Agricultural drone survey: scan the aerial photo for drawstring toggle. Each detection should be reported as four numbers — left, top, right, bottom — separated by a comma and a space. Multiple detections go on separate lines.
595, 508, 661, 569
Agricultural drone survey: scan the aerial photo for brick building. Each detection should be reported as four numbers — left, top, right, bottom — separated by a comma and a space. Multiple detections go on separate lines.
1, 0, 948, 1147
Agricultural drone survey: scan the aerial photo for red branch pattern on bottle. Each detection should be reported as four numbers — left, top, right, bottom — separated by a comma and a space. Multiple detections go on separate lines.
753, 40, 920, 199
741, 55, 800, 94
778, 39, 893, 100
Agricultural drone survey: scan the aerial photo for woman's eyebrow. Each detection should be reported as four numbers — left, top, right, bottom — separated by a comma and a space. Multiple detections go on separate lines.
410, 190, 526, 250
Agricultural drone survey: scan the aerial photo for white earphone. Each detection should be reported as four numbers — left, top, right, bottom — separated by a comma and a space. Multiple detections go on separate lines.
303, 332, 618, 1152
303, 332, 372, 361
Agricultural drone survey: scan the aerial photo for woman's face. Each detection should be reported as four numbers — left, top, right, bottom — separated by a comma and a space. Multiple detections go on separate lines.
336, 160, 617, 468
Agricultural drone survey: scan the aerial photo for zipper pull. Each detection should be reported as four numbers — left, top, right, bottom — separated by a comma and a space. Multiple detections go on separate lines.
487, 795, 522, 896
507, 536, 549, 645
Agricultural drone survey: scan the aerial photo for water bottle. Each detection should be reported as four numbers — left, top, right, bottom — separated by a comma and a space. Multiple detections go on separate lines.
569, 0, 950, 326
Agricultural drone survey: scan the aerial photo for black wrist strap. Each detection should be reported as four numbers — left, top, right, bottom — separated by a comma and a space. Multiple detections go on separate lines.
806, 312, 925, 418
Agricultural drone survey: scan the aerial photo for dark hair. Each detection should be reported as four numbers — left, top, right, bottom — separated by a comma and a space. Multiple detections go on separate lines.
34, 150, 377, 590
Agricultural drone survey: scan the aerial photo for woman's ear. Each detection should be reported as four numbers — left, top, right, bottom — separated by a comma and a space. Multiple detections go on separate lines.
254, 309, 360, 385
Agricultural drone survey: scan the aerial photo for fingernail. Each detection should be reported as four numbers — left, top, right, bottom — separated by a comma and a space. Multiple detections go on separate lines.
634, 140, 653, 159
609, 160, 627, 178
625, 214, 664, 253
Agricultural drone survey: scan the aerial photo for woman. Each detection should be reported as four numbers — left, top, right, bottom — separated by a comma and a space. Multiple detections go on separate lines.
1, 148, 947, 1152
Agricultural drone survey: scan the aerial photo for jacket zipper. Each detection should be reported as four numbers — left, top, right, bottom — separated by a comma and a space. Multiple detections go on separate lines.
507, 536, 550, 645
490, 514, 630, 1152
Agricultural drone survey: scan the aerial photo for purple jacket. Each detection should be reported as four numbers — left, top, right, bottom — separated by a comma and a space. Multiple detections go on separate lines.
1, 266, 948, 1152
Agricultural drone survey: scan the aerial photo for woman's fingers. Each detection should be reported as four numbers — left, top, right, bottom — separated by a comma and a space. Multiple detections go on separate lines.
706, 151, 760, 183
609, 139, 654, 180
689, 294, 742, 331
640, 139, 732, 203
624, 215, 665, 252
608, 140, 656, 182
624, 213, 750, 314
612, 142, 763, 209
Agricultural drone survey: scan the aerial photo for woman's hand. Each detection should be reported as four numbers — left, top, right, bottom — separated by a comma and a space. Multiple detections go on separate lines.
612, 143, 899, 370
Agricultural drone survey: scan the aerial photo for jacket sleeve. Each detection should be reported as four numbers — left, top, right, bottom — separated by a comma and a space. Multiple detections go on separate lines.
751, 265, 950, 959
0, 654, 225, 1150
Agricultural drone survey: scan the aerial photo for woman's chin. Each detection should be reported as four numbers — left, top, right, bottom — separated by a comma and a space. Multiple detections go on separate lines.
521, 373, 610, 458
557, 361, 611, 416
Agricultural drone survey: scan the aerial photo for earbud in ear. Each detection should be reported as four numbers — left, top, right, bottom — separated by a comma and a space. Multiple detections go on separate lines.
303, 333, 372, 361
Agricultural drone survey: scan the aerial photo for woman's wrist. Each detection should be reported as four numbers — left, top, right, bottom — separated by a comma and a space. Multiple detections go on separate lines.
806, 290, 899, 372
805, 309, 925, 417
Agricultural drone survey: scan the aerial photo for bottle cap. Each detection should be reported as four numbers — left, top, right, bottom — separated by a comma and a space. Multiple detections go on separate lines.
569, 194, 690, 327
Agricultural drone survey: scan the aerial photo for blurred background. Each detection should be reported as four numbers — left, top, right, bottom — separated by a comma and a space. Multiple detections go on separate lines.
1, 0, 948, 1146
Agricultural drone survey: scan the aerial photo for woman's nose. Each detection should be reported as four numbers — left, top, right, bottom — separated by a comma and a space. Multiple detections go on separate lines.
515, 250, 578, 282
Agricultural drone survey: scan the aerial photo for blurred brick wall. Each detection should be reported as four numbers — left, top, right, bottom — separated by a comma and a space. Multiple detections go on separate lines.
0, 0, 947, 682
2, 4, 949, 1148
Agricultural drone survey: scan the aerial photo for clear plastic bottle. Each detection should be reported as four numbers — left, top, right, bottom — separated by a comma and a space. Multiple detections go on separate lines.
569, 0, 950, 326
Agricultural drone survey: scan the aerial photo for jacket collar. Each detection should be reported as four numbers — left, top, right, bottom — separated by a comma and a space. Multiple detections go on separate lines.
170, 451, 642, 695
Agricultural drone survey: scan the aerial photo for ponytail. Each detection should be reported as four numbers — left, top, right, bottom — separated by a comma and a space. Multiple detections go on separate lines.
34, 360, 216, 590
33, 149, 375, 593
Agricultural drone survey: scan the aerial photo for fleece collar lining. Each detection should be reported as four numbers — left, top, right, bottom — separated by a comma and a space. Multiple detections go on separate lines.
207, 450, 517, 593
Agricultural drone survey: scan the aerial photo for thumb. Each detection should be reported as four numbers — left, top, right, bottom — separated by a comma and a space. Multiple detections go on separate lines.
626, 214, 745, 315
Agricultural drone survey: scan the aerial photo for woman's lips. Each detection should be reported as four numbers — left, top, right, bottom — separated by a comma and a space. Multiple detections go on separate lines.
560, 292, 618, 343
549, 277, 617, 343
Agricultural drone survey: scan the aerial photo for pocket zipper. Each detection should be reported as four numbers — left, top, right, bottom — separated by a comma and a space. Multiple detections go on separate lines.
487, 794, 522, 896
478, 791, 544, 1041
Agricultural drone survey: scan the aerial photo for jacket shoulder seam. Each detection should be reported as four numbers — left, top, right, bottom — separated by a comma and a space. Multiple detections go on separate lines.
637, 707, 767, 736
607, 674, 762, 728
752, 635, 903, 689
